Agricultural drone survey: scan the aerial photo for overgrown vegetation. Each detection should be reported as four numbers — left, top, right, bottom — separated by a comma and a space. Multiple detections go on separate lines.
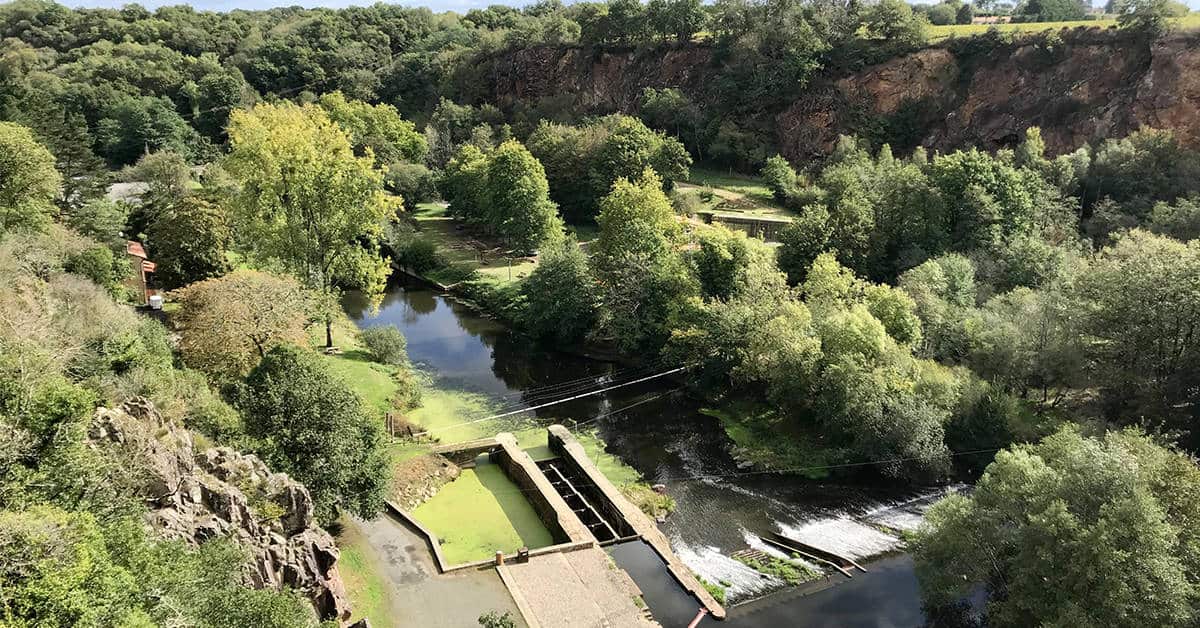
3, 1, 1200, 624
733, 553, 821, 585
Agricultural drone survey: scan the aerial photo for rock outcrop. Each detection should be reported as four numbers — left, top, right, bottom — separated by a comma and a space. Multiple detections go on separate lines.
484, 29, 1200, 163
88, 398, 351, 623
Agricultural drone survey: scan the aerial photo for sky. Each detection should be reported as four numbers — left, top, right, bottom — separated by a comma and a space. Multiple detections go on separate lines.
62, 0, 1200, 15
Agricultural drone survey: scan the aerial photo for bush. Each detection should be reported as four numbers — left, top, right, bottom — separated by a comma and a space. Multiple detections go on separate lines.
385, 161, 438, 204
927, 3, 956, 25
236, 345, 390, 524
65, 245, 124, 298
478, 611, 516, 628
396, 237, 443, 274
360, 325, 410, 366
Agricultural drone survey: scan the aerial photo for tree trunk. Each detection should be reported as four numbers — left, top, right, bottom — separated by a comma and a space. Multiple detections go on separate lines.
325, 316, 334, 348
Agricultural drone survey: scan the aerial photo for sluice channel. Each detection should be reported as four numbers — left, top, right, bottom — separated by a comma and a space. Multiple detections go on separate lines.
536, 458, 636, 544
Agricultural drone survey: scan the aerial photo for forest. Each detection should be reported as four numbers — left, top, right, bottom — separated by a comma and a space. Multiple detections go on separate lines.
1, 0, 1199, 626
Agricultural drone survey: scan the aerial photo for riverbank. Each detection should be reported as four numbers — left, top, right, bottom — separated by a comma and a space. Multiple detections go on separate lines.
333, 281, 956, 626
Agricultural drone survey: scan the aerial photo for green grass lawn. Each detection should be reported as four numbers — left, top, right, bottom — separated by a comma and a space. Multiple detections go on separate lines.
411, 202, 539, 287
323, 350, 399, 418
927, 14, 1200, 42
306, 315, 401, 419
336, 519, 395, 628
686, 166, 777, 202
412, 461, 555, 564
681, 166, 795, 221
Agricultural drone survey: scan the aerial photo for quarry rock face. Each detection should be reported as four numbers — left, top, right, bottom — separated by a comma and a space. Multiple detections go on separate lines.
88, 398, 350, 623
487, 30, 1200, 164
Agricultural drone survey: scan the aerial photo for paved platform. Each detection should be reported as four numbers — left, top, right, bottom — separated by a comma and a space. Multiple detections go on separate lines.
349, 514, 526, 627
498, 547, 658, 628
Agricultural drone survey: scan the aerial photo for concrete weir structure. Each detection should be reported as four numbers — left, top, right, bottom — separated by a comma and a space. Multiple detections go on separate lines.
393, 425, 726, 626
547, 425, 726, 619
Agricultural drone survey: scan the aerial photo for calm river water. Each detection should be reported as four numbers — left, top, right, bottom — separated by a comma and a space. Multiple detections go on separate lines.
344, 282, 943, 628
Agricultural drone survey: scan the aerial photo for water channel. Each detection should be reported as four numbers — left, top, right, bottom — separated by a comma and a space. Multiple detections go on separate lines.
344, 281, 946, 627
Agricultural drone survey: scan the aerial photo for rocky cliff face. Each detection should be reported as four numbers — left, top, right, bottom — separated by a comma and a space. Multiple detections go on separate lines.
88, 398, 351, 623
487, 29, 1200, 163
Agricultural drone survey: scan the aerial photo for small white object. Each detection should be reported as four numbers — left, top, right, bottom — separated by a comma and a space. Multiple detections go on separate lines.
148, 294, 164, 310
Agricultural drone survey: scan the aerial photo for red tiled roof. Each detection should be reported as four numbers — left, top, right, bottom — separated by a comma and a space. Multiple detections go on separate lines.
126, 241, 147, 258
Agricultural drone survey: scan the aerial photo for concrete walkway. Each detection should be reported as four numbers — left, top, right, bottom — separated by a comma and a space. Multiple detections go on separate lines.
498, 547, 658, 628
349, 514, 526, 627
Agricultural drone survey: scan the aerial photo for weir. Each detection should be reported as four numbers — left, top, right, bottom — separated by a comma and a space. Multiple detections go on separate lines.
395, 425, 726, 625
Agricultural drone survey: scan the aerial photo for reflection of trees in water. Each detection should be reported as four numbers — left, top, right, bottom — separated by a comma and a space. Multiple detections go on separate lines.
402, 289, 437, 316
490, 332, 615, 410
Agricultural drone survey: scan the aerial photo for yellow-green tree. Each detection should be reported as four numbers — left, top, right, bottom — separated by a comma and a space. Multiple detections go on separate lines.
0, 122, 61, 233
223, 102, 397, 347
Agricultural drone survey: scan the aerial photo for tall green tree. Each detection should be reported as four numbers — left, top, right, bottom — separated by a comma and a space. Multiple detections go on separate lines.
145, 195, 232, 289
236, 345, 390, 524
647, 0, 707, 42
593, 169, 696, 351
1075, 230, 1200, 427
913, 427, 1200, 627
485, 139, 564, 253
0, 121, 61, 233
224, 101, 396, 348
317, 91, 428, 167
520, 237, 599, 345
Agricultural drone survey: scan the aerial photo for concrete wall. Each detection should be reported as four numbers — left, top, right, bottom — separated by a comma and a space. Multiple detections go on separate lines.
491, 433, 593, 546
548, 425, 727, 619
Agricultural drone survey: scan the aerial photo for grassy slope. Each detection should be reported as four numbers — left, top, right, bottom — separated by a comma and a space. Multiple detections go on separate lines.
336, 519, 395, 628
412, 462, 555, 564
307, 317, 400, 419
927, 14, 1200, 41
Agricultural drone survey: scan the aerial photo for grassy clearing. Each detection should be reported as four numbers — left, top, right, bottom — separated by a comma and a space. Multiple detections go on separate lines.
336, 518, 395, 628
685, 166, 779, 206
927, 14, 1200, 42
307, 315, 401, 419
412, 461, 555, 564
411, 202, 538, 288
679, 166, 794, 222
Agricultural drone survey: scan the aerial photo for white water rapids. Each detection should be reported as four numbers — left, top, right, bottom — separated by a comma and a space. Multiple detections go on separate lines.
671, 485, 966, 603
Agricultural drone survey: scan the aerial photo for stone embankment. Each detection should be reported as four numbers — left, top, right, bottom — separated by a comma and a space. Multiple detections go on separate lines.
89, 398, 351, 622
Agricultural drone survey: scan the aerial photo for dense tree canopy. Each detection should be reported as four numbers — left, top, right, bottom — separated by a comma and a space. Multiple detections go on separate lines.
527, 115, 691, 222
441, 139, 564, 253
145, 195, 231, 289
914, 427, 1200, 627
171, 270, 314, 380
0, 122, 61, 232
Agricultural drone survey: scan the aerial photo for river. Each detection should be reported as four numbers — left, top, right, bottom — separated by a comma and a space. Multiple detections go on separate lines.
343, 282, 947, 628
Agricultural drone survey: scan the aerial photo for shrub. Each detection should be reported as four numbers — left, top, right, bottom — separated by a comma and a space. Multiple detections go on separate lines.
236, 345, 390, 524
478, 611, 516, 628
360, 325, 410, 366
395, 236, 443, 274
385, 161, 438, 204
65, 245, 124, 298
